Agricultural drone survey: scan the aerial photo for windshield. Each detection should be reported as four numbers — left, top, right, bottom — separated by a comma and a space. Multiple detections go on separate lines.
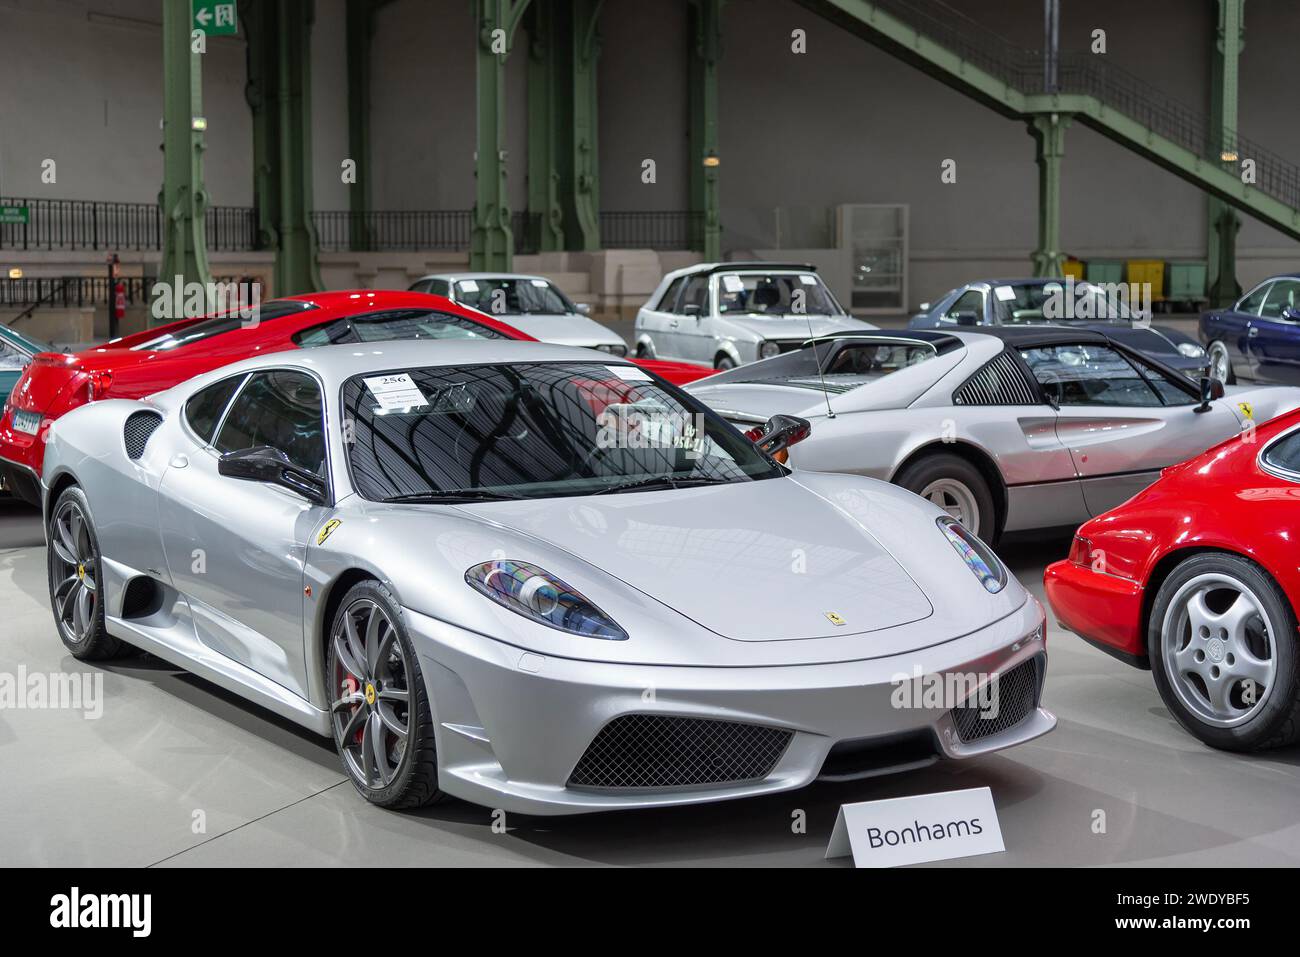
994, 282, 1141, 324
131, 300, 318, 352
730, 340, 935, 393
294, 309, 509, 347
343, 361, 782, 502
453, 277, 576, 316
717, 272, 843, 317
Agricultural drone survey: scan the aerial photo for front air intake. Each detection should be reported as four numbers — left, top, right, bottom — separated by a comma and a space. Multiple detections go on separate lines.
123, 411, 164, 460
950, 654, 1043, 743
567, 714, 792, 790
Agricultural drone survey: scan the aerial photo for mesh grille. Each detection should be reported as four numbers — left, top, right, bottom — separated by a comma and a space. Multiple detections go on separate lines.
567, 715, 792, 790
123, 411, 163, 460
953, 351, 1039, 406
950, 654, 1042, 743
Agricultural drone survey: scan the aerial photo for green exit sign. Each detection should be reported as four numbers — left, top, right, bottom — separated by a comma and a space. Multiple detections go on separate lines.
193, 1, 237, 36
0, 206, 30, 226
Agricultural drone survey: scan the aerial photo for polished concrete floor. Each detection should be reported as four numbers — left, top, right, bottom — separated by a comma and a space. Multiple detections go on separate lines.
2, 495, 1299, 868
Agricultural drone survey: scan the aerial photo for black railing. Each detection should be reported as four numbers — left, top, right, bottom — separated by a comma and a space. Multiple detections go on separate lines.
313, 209, 473, 252
0, 276, 157, 308
0, 198, 257, 252
600, 211, 703, 250
871, 0, 1300, 210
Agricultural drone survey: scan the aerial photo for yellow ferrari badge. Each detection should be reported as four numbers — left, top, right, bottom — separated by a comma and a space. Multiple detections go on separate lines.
1237, 402, 1254, 419
316, 519, 342, 545
825, 611, 846, 626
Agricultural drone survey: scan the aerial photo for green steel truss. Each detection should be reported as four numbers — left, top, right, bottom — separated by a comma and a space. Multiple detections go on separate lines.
688, 0, 723, 261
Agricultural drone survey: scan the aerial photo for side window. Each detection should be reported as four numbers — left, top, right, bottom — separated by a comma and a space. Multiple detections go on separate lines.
1020, 344, 1162, 408
1129, 355, 1197, 406
1259, 280, 1300, 319
657, 277, 686, 311
679, 276, 710, 314
1262, 430, 1300, 477
0, 337, 30, 371
942, 290, 984, 324
426, 279, 451, 297
408, 280, 431, 293
184, 376, 243, 443
1237, 282, 1272, 316
215, 370, 326, 474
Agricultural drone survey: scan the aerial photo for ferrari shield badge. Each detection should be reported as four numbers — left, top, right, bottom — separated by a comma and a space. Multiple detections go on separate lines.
317, 519, 342, 545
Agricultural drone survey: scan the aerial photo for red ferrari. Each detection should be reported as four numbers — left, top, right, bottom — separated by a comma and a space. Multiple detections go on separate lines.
0, 289, 713, 504
1045, 408, 1300, 752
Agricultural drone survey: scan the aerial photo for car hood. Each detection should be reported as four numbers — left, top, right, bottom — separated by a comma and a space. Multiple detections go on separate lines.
491, 313, 623, 347
718, 315, 874, 339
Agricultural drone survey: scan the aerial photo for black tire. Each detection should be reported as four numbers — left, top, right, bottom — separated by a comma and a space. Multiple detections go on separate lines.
326, 579, 444, 809
47, 485, 126, 660
1148, 553, 1300, 751
893, 452, 997, 543
635, 341, 653, 359
714, 353, 736, 371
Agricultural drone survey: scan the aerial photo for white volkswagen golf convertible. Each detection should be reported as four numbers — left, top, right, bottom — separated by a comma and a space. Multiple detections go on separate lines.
41, 339, 1053, 815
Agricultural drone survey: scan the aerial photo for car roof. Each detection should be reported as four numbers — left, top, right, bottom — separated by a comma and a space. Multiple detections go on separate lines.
800, 328, 966, 355
411, 273, 551, 282
954, 326, 1114, 348
682, 261, 818, 276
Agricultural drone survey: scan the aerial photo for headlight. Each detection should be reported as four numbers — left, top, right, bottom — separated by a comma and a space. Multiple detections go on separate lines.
596, 343, 628, 357
465, 560, 628, 640
759, 341, 780, 359
1178, 342, 1206, 358
937, 517, 1007, 594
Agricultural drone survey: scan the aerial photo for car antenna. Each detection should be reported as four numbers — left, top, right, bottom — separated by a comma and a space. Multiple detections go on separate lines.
802, 311, 836, 420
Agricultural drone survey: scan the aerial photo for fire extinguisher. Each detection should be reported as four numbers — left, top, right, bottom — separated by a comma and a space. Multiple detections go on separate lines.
107, 253, 125, 339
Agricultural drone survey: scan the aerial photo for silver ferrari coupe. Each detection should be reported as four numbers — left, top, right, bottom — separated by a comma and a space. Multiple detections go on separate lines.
41, 340, 1053, 814
687, 327, 1300, 543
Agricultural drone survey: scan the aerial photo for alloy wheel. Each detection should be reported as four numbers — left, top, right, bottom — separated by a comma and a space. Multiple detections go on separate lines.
49, 500, 98, 645
331, 598, 412, 789
920, 478, 981, 535
1161, 572, 1276, 728
1208, 341, 1231, 383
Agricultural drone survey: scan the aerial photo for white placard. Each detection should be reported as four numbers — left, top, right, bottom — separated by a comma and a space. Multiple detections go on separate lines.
363, 373, 428, 410
457, 279, 479, 293
825, 786, 1004, 867
799, 274, 818, 285
721, 274, 744, 292
529, 278, 549, 287
994, 284, 1017, 302
606, 364, 652, 381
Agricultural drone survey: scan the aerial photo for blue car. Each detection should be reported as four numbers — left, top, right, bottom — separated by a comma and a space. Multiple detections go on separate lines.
910, 278, 1212, 380
1200, 274, 1300, 385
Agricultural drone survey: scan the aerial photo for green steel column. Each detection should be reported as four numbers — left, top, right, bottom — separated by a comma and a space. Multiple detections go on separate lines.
473, 0, 531, 271
526, 1, 564, 252
346, 0, 376, 252
563, 0, 603, 250
240, 0, 322, 296
688, 0, 722, 260
1208, 0, 1245, 308
159, 0, 213, 302
1029, 112, 1070, 278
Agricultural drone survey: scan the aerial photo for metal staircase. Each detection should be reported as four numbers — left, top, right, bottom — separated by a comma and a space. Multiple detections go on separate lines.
797, 0, 1300, 241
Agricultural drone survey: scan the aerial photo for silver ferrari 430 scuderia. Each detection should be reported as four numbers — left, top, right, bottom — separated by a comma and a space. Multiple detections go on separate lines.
41, 339, 1054, 814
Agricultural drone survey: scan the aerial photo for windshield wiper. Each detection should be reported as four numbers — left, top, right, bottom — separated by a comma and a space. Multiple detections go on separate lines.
381, 489, 527, 504
592, 475, 732, 495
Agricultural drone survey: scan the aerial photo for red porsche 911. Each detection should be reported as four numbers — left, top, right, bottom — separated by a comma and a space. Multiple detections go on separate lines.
1045, 408, 1300, 752
0, 289, 713, 504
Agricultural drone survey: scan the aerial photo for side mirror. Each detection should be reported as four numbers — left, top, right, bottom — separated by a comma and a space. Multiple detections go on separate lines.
753, 414, 812, 460
218, 446, 328, 505
575, 303, 592, 315
918, 302, 931, 311
953, 310, 980, 326
681, 303, 703, 318
1195, 375, 1226, 413
1283, 306, 1300, 323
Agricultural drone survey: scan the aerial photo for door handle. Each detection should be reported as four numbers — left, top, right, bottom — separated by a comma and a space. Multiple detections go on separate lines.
670, 320, 679, 328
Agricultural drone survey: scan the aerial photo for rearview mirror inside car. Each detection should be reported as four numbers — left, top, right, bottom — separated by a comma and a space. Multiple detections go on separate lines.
218, 446, 328, 506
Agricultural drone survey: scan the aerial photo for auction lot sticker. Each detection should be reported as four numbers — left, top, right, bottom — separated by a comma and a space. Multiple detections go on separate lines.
826, 786, 1004, 867
364, 373, 427, 411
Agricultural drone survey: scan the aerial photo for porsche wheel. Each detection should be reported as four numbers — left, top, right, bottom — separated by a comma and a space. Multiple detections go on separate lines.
327, 580, 444, 809
1149, 553, 1300, 751
1207, 340, 1236, 384
47, 486, 125, 660
895, 453, 996, 543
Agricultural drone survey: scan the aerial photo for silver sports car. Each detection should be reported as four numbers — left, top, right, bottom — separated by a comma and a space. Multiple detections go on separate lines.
42, 339, 1053, 815
688, 327, 1300, 543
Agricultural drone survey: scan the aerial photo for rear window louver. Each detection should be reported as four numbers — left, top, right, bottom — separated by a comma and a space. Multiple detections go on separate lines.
953, 351, 1039, 406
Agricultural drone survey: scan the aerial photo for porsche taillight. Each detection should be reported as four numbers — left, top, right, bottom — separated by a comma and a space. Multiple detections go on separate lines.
1068, 535, 1092, 567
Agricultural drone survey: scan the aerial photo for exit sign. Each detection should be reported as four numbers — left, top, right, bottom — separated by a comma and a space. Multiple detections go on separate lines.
0, 206, 29, 226
192, 1, 237, 36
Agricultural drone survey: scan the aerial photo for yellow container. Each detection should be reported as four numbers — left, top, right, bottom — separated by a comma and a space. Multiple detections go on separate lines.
1062, 259, 1085, 281
1126, 259, 1165, 301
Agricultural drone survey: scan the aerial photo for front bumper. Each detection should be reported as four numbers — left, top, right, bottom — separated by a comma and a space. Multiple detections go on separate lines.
405, 596, 1055, 815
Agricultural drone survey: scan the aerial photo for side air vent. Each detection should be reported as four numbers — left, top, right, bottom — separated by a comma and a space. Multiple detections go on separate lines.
953, 350, 1039, 406
123, 411, 164, 460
